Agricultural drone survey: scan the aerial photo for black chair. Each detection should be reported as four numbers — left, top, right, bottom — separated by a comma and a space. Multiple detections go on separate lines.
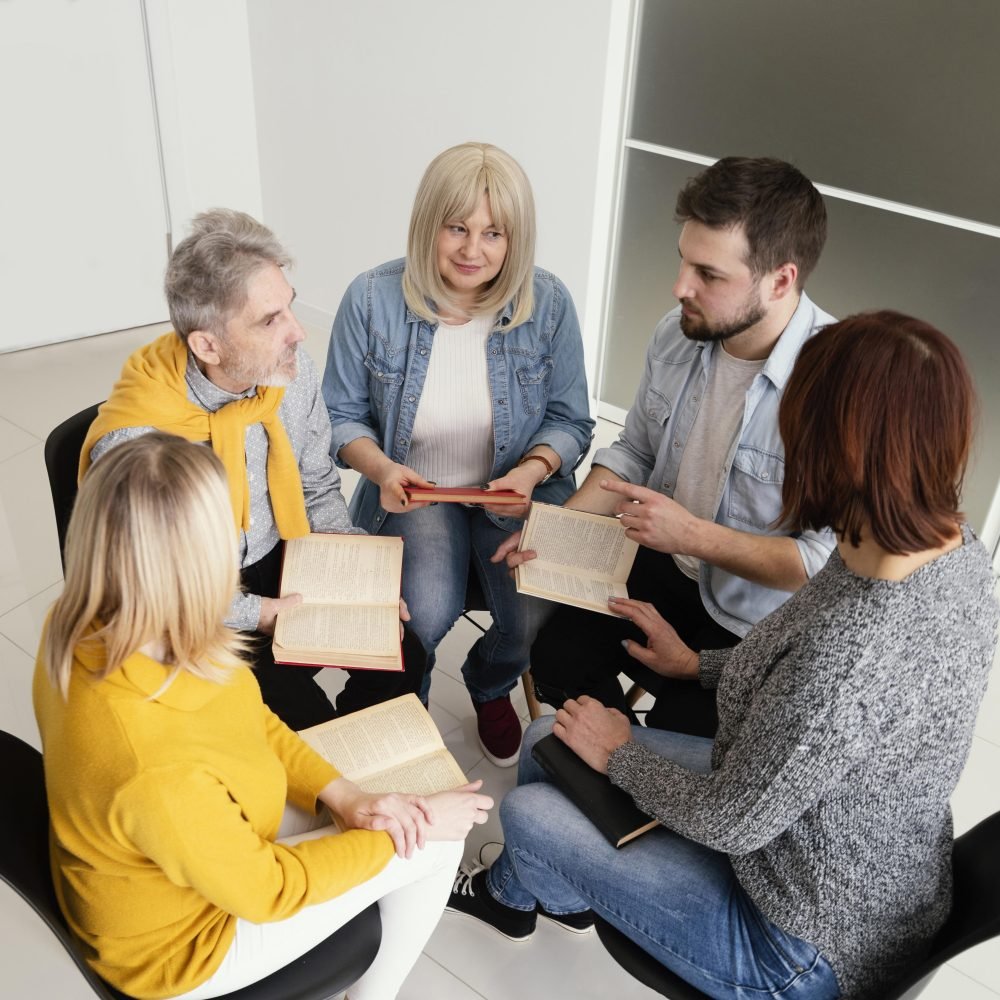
595, 809, 1000, 999
44, 402, 102, 570
0, 729, 382, 1000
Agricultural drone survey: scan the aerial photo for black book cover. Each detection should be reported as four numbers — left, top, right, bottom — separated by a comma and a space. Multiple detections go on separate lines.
531, 734, 659, 848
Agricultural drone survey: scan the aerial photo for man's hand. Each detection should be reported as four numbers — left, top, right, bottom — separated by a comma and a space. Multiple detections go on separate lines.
258, 593, 303, 635
423, 781, 494, 841
490, 528, 538, 572
320, 778, 433, 858
553, 696, 632, 774
601, 479, 696, 555
398, 596, 410, 640
608, 598, 700, 679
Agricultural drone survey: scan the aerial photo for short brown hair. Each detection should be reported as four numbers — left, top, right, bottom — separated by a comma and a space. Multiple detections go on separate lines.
779, 311, 975, 554
675, 157, 826, 289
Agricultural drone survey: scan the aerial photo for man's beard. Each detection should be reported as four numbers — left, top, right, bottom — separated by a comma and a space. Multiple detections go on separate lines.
679, 294, 765, 343
220, 346, 298, 388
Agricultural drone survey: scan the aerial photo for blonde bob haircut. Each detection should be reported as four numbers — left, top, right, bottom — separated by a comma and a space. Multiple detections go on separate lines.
403, 142, 536, 328
44, 433, 247, 698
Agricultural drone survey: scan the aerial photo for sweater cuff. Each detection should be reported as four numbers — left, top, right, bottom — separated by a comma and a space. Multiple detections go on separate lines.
698, 649, 729, 689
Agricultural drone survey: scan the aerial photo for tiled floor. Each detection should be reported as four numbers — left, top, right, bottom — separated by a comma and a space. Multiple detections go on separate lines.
1, 324, 998, 999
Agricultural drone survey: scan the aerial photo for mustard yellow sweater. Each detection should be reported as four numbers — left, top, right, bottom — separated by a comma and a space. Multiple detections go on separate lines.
32, 642, 394, 999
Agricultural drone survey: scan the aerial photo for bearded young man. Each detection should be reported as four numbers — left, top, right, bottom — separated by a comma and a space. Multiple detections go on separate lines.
82, 209, 424, 730
495, 157, 837, 736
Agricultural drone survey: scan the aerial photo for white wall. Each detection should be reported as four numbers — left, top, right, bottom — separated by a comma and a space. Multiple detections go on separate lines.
245, 0, 628, 386
147, 0, 263, 245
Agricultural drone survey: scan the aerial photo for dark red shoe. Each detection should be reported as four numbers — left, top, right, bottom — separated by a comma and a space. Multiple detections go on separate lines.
473, 694, 522, 767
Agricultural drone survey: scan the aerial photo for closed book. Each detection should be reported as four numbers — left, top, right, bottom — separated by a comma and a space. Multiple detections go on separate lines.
403, 486, 525, 504
531, 734, 659, 848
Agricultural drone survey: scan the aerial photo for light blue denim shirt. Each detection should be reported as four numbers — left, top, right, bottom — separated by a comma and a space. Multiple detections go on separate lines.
323, 258, 595, 534
593, 292, 837, 637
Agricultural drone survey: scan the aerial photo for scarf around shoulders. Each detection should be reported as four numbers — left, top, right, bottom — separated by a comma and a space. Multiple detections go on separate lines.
79, 332, 310, 539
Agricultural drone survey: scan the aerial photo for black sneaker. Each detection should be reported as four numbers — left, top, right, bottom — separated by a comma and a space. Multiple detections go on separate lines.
446, 865, 537, 941
539, 904, 596, 934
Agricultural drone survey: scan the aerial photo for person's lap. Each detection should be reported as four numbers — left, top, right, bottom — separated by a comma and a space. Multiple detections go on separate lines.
384, 503, 551, 702
494, 718, 838, 999
530, 546, 737, 736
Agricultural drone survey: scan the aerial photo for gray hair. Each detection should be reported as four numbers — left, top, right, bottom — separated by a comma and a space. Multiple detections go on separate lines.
165, 208, 292, 342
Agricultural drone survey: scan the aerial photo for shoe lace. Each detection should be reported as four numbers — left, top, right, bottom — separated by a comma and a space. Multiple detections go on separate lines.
451, 862, 485, 897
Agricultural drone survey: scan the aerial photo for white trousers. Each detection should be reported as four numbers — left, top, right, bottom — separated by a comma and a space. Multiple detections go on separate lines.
173, 804, 462, 1000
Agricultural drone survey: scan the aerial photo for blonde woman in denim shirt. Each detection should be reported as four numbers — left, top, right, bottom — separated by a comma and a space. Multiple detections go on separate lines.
323, 143, 594, 767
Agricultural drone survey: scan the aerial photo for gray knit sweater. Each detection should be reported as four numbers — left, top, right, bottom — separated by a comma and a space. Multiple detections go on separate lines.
608, 526, 998, 999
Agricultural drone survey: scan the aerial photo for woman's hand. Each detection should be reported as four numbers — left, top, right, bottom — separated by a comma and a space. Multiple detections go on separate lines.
609, 597, 700, 679
374, 460, 436, 514
481, 464, 539, 518
424, 780, 494, 841
319, 778, 432, 858
553, 696, 632, 774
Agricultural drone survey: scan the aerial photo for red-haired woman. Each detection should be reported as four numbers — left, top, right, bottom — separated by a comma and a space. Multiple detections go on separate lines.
446, 312, 999, 1000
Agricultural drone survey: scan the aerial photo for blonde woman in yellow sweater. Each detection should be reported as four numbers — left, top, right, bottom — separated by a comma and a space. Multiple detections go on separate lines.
33, 433, 492, 1000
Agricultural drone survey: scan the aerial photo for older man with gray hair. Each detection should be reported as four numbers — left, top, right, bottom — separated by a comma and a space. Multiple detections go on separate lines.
82, 209, 425, 729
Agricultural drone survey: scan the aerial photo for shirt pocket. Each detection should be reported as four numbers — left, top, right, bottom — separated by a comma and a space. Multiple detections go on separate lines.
726, 446, 785, 531
643, 384, 672, 425
515, 355, 554, 416
364, 352, 405, 410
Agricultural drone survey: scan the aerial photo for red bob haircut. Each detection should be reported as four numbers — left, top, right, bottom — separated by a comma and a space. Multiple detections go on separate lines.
779, 311, 975, 554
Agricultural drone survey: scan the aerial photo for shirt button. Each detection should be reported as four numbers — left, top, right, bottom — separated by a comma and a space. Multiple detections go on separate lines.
663, 483, 671, 490
419, 349, 427, 356
498, 445, 506, 451
761, 471, 769, 480
491, 349, 499, 355
673, 440, 681, 449
407, 395, 415, 402
498, 398, 506, 405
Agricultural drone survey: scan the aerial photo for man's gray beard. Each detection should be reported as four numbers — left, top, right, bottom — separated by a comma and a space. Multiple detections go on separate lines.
679, 298, 766, 343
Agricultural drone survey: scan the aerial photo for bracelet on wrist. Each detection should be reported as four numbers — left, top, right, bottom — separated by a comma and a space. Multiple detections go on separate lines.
516, 453, 556, 483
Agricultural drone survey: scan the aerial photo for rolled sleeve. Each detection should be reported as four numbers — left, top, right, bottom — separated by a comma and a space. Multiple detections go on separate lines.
523, 274, 595, 475
794, 528, 837, 579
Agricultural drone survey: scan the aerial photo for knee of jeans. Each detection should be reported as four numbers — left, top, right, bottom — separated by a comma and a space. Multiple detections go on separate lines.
500, 783, 561, 846
402, 588, 465, 648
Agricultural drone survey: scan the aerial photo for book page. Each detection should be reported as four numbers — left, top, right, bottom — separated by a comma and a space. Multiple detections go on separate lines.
275, 604, 398, 656
281, 534, 401, 604
299, 695, 444, 780
352, 750, 467, 796
516, 561, 628, 614
521, 504, 637, 582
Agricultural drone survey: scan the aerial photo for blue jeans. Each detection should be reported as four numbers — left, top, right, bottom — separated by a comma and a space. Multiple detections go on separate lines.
382, 504, 553, 703
487, 718, 840, 1000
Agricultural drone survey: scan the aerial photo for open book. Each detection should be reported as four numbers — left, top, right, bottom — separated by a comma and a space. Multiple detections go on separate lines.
514, 503, 638, 615
298, 694, 468, 796
532, 734, 657, 848
273, 533, 404, 671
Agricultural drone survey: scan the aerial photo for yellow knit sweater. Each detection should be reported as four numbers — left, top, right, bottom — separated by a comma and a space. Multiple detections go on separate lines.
32, 640, 394, 999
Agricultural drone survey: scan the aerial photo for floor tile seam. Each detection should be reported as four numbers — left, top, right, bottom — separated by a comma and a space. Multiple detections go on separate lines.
944, 961, 1000, 996
0, 624, 40, 660
0, 409, 45, 439
418, 951, 491, 1000
0, 575, 63, 625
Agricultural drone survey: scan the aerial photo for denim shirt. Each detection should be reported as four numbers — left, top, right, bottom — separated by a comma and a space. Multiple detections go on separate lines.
323, 258, 595, 534
593, 293, 837, 637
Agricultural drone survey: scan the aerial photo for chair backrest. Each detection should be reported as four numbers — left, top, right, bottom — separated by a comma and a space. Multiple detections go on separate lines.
884, 809, 1000, 998
0, 730, 129, 999
43, 402, 102, 570
0, 728, 383, 999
